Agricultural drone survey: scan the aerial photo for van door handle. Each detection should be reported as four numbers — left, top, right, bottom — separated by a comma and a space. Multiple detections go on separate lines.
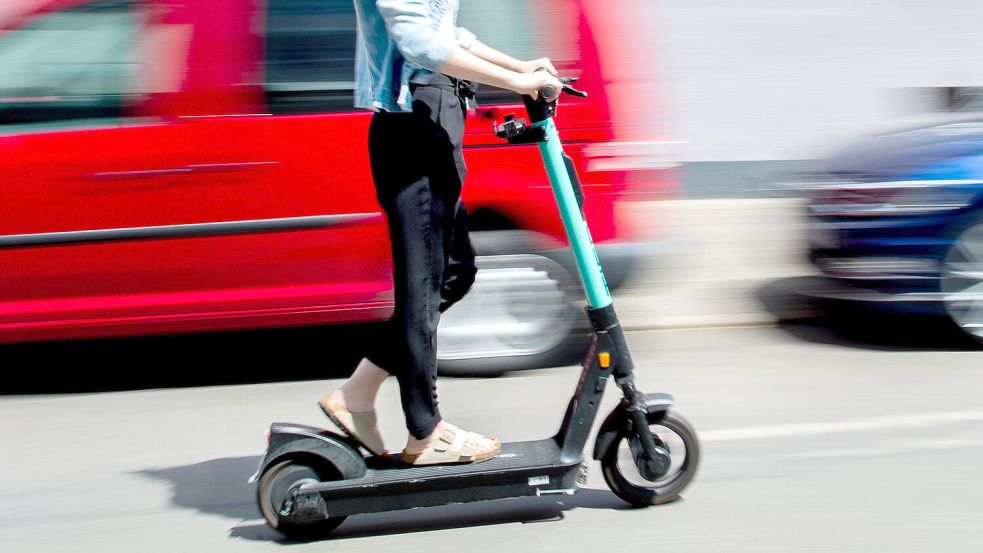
88, 161, 280, 181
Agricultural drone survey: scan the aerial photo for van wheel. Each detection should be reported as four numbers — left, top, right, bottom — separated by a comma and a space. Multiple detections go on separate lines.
437, 231, 590, 376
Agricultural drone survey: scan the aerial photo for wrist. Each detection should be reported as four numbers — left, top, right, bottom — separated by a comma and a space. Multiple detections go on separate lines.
502, 71, 520, 92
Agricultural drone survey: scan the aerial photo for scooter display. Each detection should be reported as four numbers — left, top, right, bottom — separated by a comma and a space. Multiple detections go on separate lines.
252, 78, 700, 538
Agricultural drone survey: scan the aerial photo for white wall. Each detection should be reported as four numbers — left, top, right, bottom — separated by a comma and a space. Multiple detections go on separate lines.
649, 0, 983, 161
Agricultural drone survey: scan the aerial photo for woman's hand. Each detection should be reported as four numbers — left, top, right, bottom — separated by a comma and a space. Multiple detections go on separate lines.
506, 70, 564, 100
518, 57, 559, 76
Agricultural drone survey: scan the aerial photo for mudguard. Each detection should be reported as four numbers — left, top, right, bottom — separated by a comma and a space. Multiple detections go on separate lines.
250, 422, 367, 483
592, 393, 674, 460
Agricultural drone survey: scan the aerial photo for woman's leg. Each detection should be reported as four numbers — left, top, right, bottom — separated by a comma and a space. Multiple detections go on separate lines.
362, 88, 453, 440
397, 83, 496, 459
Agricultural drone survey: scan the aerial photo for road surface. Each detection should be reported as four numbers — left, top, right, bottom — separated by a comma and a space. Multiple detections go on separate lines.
2, 319, 981, 553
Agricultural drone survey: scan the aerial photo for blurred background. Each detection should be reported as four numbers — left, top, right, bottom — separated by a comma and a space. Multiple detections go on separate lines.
2, 1, 982, 551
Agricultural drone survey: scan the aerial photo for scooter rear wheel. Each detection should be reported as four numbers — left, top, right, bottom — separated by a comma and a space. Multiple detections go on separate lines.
601, 410, 700, 506
257, 460, 347, 538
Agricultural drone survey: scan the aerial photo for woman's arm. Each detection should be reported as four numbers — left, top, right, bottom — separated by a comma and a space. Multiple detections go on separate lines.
437, 47, 561, 98
466, 38, 558, 77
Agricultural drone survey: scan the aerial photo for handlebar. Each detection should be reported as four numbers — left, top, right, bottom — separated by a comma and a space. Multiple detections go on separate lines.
494, 71, 588, 139
536, 69, 588, 102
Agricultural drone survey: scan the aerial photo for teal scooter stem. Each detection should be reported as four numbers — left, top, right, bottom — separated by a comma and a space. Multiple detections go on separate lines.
534, 117, 613, 308
495, 77, 612, 308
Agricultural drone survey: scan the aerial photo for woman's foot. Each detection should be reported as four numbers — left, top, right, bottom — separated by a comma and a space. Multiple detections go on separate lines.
318, 391, 387, 456
401, 421, 501, 465
318, 358, 389, 456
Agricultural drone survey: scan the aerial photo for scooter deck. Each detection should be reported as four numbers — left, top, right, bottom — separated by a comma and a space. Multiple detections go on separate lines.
303, 438, 585, 517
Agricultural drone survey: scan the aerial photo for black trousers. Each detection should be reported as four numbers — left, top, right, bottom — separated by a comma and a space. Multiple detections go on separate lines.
365, 74, 477, 439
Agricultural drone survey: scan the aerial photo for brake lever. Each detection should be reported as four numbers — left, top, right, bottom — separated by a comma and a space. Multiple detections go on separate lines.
555, 75, 587, 97
562, 84, 588, 98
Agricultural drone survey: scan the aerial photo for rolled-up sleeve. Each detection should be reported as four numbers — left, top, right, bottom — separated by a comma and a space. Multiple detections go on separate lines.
455, 26, 476, 50
376, 0, 458, 71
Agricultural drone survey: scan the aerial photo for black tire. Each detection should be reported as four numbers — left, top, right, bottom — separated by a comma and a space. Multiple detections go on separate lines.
601, 410, 700, 506
257, 460, 347, 539
437, 230, 590, 376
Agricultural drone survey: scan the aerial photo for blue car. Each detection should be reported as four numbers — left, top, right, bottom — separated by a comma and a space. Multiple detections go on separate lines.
805, 118, 983, 343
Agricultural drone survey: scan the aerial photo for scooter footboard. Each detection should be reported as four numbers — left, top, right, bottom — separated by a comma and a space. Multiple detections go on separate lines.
591, 393, 674, 460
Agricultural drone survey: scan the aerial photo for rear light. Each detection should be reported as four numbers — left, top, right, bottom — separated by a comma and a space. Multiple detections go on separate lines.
265, 427, 272, 444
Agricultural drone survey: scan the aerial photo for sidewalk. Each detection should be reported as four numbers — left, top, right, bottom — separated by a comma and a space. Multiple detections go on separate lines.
612, 198, 817, 330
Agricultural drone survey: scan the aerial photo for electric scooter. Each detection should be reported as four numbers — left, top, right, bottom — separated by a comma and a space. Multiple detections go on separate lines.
251, 78, 700, 538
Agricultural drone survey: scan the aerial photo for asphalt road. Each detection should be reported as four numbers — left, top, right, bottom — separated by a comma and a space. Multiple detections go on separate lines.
2, 317, 981, 553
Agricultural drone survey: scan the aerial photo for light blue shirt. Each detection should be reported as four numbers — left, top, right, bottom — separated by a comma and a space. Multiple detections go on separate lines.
353, 0, 477, 112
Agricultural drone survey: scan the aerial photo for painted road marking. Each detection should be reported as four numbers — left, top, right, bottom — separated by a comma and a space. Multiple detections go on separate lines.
787, 437, 983, 459
701, 409, 983, 442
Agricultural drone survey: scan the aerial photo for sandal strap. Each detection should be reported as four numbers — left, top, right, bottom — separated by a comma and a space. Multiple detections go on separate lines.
403, 424, 495, 464
459, 433, 483, 460
447, 426, 484, 460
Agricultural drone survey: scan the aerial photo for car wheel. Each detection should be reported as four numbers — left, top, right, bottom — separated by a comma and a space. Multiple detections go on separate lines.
436, 231, 590, 375
941, 219, 983, 344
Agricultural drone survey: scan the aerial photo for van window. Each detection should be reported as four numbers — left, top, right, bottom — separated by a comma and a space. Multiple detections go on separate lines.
263, 0, 356, 114
261, 0, 580, 112
0, 0, 143, 133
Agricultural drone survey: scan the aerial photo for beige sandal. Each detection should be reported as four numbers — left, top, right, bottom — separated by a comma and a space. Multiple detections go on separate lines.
401, 423, 501, 465
318, 394, 386, 457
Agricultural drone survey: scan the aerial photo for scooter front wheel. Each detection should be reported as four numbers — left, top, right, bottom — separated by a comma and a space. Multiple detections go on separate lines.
257, 460, 347, 538
601, 410, 700, 506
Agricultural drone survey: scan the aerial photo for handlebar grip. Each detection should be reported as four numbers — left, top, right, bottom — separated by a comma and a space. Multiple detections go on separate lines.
540, 85, 559, 102
535, 67, 560, 102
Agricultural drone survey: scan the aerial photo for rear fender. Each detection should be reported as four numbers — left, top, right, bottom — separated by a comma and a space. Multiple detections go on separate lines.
250, 422, 366, 482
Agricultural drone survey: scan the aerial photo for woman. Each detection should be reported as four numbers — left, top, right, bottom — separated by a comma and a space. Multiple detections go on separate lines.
320, 0, 564, 466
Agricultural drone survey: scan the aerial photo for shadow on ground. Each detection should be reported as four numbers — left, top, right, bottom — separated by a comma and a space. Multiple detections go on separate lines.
140, 456, 264, 521
2, 323, 384, 394
759, 276, 980, 352
140, 455, 636, 543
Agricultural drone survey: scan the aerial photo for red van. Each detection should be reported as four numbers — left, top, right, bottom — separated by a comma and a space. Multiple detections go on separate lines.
0, 0, 674, 372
